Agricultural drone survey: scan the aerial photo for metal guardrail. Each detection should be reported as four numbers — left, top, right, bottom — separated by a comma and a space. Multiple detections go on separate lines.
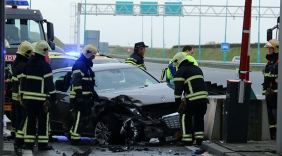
108, 54, 266, 70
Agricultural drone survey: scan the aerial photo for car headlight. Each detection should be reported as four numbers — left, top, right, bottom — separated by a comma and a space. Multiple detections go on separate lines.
129, 108, 141, 116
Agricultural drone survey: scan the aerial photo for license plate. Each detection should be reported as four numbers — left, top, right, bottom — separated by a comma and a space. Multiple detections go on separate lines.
174, 131, 182, 138
4, 105, 11, 111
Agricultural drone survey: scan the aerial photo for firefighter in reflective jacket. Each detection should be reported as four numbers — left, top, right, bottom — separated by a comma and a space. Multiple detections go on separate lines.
172, 52, 208, 146
20, 40, 57, 150
125, 42, 148, 70
69, 44, 99, 145
161, 46, 198, 86
262, 39, 279, 140
10, 41, 34, 154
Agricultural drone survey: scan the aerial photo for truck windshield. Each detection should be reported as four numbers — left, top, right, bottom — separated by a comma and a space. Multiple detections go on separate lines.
5, 19, 44, 48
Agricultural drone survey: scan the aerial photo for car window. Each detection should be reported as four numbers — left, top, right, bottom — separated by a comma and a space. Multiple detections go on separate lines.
53, 71, 70, 92
50, 58, 76, 70
94, 68, 159, 92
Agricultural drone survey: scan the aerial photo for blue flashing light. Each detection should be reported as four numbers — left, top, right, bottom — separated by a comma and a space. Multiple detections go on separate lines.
6, 0, 29, 6
65, 52, 81, 57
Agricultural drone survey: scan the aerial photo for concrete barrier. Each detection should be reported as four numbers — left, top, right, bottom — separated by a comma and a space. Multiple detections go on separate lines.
205, 95, 271, 141
109, 54, 266, 70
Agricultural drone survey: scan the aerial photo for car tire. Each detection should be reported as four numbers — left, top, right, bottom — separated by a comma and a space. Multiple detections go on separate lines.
94, 115, 122, 144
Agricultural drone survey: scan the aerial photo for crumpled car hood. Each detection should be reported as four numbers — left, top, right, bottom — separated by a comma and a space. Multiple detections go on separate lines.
98, 83, 175, 106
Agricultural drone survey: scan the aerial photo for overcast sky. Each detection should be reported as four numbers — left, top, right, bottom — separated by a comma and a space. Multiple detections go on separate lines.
30, 0, 280, 48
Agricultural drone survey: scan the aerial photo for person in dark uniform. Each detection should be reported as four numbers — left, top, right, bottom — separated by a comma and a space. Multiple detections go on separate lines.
172, 52, 208, 146
125, 42, 148, 70
10, 41, 34, 155
69, 44, 99, 145
21, 40, 57, 151
262, 39, 279, 140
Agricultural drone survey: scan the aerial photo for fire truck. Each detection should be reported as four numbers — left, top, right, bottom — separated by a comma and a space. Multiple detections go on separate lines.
267, 16, 280, 41
4, 0, 55, 118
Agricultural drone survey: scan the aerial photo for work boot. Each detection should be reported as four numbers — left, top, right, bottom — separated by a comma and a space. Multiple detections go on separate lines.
14, 144, 23, 156
176, 141, 193, 147
49, 136, 58, 142
196, 139, 203, 146
38, 145, 53, 150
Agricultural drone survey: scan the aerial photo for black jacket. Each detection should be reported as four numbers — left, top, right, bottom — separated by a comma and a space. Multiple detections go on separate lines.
174, 61, 209, 105
11, 54, 29, 101
125, 52, 146, 70
262, 53, 279, 94
21, 54, 57, 101
70, 55, 99, 101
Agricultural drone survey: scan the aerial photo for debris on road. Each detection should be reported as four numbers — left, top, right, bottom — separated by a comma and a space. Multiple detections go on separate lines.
71, 148, 92, 156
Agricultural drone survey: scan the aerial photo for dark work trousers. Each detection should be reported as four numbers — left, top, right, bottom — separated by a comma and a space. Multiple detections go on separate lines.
11, 100, 18, 137
180, 102, 207, 144
14, 101, 27, 147
70, 98, 92, 142
266, 93, 277, 138
24, 100, 49, 149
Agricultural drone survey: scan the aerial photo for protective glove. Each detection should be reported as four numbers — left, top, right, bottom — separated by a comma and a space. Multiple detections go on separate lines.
17, 95, 25, 108
43, 100, 51, 113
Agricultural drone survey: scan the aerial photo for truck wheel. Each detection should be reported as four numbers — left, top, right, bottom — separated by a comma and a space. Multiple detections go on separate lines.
94, 115, 122, 144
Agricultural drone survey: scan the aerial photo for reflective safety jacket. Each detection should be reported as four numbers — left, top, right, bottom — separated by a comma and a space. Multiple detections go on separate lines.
125, 53, 146, 70
161, 52, 198, 82
262, 54, 278, 94
11, 54, 29, 101
174, 61, 208, 105
70, 55, 99, 101
21, 54, 57, 101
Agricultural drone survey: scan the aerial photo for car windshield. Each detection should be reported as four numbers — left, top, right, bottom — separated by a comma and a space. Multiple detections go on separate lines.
93, 59, 120, 64
94, 67, 159, 92
5, 19, 44, 48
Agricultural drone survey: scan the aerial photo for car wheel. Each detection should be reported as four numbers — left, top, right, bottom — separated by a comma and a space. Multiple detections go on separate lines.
94, 115, 122, 144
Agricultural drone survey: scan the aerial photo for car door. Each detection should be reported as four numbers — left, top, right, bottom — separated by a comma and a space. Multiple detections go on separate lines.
51, 71, 71, 122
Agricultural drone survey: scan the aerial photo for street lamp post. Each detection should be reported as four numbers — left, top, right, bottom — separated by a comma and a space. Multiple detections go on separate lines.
162, 11, 165, 59
84, 0, 87, 46
198, 0, 202, 60
150, 16, 153, 57
223, 0, 228, 62
257, 0, 261, 63
142, 16, 144, 41
178, 16, 181, 52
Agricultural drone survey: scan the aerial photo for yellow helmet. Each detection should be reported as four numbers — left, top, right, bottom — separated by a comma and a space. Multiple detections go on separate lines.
172, 52, 188, 68
264, 39, 279, 53
82, 44, 98, 58
32, 40, 51, 56
16, 41, 34, 59
5, 39, 10, 48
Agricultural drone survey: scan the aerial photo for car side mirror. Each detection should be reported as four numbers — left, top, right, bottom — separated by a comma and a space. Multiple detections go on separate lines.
267, 29, 273, 41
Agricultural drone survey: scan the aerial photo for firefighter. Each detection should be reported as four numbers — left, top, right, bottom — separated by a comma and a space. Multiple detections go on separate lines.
125, 42, 148, 70
10, 41, 34, 155
172, 52, 208, 146
262, 39, 279, 140
20, 40, 57, 150
4, 39, 15, 138
69, 44, 99, 145
160, 46, 198, 86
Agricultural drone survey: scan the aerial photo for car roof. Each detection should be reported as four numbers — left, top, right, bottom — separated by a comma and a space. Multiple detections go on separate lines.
53, 63, 136, 73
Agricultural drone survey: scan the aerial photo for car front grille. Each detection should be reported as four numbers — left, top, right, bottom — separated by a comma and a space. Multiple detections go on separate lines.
162, 112, 180, 129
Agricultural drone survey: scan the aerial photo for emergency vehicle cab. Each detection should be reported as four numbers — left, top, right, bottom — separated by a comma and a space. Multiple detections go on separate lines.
4, 0, 55, 118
